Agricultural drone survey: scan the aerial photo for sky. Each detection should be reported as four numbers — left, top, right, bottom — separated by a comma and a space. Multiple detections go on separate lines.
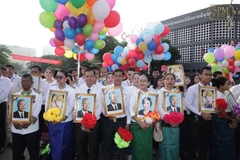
0, 0, 237, 56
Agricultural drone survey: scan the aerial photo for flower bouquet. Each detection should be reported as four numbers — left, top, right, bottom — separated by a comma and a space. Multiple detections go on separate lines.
163, 112, 184, 125
142, 110, 161, 124
43, 108, 63, 122
114, 127, 133, 149
216, 98, 228, 117
81, 113, 97, 129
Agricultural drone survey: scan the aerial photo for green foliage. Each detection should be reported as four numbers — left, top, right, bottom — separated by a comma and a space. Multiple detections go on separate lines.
0, 45, 11, 66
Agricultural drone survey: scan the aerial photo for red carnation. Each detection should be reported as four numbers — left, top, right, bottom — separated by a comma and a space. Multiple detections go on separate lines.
81, 113, 97, 129
117, 127, 133, 142
163, 112, 184, 125
216, 98, 228, 118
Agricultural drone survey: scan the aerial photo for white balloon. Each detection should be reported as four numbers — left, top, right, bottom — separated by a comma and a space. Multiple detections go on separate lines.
152, 53, 164, 60
92, 1, 110, 21
63, 20, 70, 29
222, 60, 229, 67
127, 42, 136, 50
64, 38, 75, 49
234, 60, 240, 67
143, 34, 153, 43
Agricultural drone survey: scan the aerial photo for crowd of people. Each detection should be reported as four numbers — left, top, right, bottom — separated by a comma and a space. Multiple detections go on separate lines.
0, 63, 239, 160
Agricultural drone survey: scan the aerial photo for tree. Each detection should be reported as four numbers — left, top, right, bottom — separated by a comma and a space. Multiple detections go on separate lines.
0, 45, 11, 66
11, 62, 25, 74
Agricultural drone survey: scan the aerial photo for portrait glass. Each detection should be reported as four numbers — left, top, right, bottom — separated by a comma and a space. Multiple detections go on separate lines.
102, 87, 125, 117
32, 75, 40, 91
167, 64, 185, 86
74, 93, 96, 123
198, 86, 217, 113
47, 90, 68, 115
10, 95, 33, 123
163, 91, 184, 113
227, 92, 238, 111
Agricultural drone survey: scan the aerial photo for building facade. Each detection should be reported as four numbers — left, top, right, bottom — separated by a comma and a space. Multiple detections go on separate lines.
162, 4, 240, 72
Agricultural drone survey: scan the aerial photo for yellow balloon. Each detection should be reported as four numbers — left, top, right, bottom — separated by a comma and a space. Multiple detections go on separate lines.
120, 58, 127, 65
234, 50, 240, 60
139, 42, 147, 52
73, 54, 78, 60
66, 2, 88, 17
64, 51, 73, 58
99, 26, 108, 35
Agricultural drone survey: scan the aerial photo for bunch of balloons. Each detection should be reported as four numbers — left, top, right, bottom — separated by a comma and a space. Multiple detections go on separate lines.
102, 22, 171, 71
204, 44, 240, 75
39, 0, 122, 61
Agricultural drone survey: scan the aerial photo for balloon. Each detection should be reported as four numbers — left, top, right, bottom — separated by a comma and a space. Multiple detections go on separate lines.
102, 62, 108, 68
108, 22, 123, 37
92, 1, 110, 21
99, 34, 107, 40
143, 56, 152, 63
161, 26, 170, 37
72, 46, 79, 54
154, 45, 164, 54
222, 60, 229, 67
93, 21, 104, 33
147, 41, 157, 51
211, 63, 218, 71
204, 53, 215, 64
136, 38, 144, 46
114, 46, 124, 55
63, 20, 70, 29
222, 67, 229, 74
54, 47, 65, 56
77, 14, 87, 28
99, 26, 108, 35
136, 60, 145, 68
143, 34, 153, 43
64, 50, 73, 58
89, 32, 99, 41
85, 52, 95, 60
112, 64, 119, 71
55, 29, 65, 41
94, 40, 105, 49
138, 42, 147, 52
75, 27, 83, 34
63, 16, 69, 21
77, 53, 86, 62
128, 58, 136, 66
86, 0, 97, 6
66, 1, 88, 17
64, 28, 76, 39
54, 4, 70, 21
55, 0, 68, 5
50, 38, 56, 47
130, 34, 138, 43
154, 22, 164, 35
40, 0, 58, 12
107, 60, 114, 66
224, 46, 235, 58
70, 0, 86, 9
234, 60, 240, 67
220, 44, 228, 50
152, 53, 164, 61
87, 7, 96, 25
162, 43, 169, 52
228, 65, 235, 72
208, 48, 215, 53
234, 50, 240, 60
49, 28, 56, 32
75, 34, 86, 46
146, 22, 155, 34
214, 48, 224, 60
142, 65, 148, 71
120, 58, 127, 65
39, 12, 56, 28
104, 11, 120, 28
103, 52, 112, 62
111, 54, 118, 62
228, 58, 235, 65
89, 48, 99, 54
106, 0, 116, 9
84, 39, 94, 50
163, 52, 172, 61
144, 49, 151, 56
54, 20, 63, 29
68, 17, 77, 29
53, 38, 64, 47
83, 24, 93, 38
64, 38, 75, 49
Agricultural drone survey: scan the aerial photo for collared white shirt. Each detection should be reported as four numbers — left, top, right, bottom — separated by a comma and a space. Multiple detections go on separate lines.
40, 78, 49, 104
73, 77, 85, 87
45, 84, 75, 123
77, 83, 103, 120
230, 84, 240, 104
12, 89, 42, 135
125, 86, 138, 124
157, 87, 174, 117
122, 79, 131, 87
217, 90, 232, 112
9, 74, 21, 93
44, 79, 57, 86
0, 76, 11, 103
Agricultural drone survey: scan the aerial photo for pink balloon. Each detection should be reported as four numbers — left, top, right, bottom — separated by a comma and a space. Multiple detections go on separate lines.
224, 46, 236, 58
85, 52, 95, 60
89, 32, 99, 41
93, 21, 104, 33
108, 22, 123, 37
221, 44, 229, 50
106, 0, 116, 9
50, 38, 56, 47
130, 34, 138, 43
54, 4, 70, 21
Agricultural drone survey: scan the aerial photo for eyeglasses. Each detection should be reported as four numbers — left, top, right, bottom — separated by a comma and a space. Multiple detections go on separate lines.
56, 76, 64, 80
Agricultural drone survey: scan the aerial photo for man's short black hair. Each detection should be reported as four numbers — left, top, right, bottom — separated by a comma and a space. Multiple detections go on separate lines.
5, 64, 15, 69
127, 68, 135, 72
81, 64, 89, 68
90, 66, 100, 73
199, 66, 211, 74
113, 69, 124, 76
22, 74, 33, 81
213, 71, 223, 78
84, 68, 96, 76
30, 65, 42, 72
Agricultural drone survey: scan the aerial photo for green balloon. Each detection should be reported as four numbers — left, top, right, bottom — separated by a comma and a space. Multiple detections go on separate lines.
211, 63, 218, 70
94, 40, 105, 49
83, 24, 93, 38
39, 12, 56, 28
204, 53, 215, 64
39, 0, 58, 12
222, 67, 229, 74
211, 68, 217, 73
236, 48, 240, 51
70, 0, 86, 9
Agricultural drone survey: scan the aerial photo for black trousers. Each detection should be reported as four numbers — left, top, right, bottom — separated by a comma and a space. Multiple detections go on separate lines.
0, 102, 7, 148
74, 120, 101, 160
12, 131, 40, 160
102, 116, 126, 160
38, 105, 45, 141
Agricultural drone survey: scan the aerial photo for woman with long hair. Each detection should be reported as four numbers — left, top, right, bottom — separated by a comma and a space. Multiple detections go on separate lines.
44, 67, 57, 86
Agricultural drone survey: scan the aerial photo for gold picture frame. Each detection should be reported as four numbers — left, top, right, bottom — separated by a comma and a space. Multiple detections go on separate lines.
32, 75, 41, 91
73, 93, 97, 123
9, 95, 33, 124
167, 64, 185, 86
135, 91, 158, 120
198, 86, 217, 113
46, 90, 68, 116
102, 87, 125, 117
163, 91, 184, 113
227, 91, 238, 111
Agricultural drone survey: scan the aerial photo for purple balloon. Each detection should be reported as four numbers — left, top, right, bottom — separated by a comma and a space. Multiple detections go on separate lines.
49, 38, 56, 47
55, 29, 65, 41
54, 20, 63, 29
68, 17, 77, 29
214, 48, 224, 61
77, 14, 87, 28
63, 16, 69, 21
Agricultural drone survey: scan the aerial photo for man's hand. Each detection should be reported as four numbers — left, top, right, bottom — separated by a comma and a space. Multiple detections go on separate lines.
201, 113, 212, 121
21, 123, 31, 129
125, 124, 130, 130
137, 120, 151, 130
81, 125, 91, 132
13, 123, 22, 130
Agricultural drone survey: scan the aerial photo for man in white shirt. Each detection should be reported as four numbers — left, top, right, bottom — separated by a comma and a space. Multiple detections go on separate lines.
185, 66, 213, 160
122, 68, 135, 87
75, 68, 103, 160
72, 65, 89, 87
0, 65, 11, 154
11, 74, 42, 160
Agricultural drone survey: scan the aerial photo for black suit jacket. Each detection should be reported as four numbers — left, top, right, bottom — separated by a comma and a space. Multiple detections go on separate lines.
13, 111, 28, 118
77, 110, 92, 118
107, 103, 122, 111
166, 106, 180, 113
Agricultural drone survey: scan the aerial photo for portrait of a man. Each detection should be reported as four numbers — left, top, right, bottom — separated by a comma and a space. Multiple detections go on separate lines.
107, 91, 122, 112
77, 98, 92, 118
167, 95, 181, 113
138, 97, 153, 116
13, 99, 29, 119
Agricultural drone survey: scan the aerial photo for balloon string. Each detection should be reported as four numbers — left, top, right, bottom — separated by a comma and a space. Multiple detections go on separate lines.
77, 50, 81, 78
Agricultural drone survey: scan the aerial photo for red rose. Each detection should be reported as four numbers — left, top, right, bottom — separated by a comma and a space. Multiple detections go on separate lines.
117, 127, 133, 142
163, 112, 184, 125
216, 98, 228, 118
81, 113, 97, 129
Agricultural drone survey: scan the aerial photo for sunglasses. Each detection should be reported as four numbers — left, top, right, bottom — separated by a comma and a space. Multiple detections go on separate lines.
56, 76, 64, 80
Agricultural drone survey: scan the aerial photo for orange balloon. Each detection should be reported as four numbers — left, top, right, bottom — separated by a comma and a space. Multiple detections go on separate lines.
86, 0, 97, 6
87, 7, 96, 25
49, 28, 56, 32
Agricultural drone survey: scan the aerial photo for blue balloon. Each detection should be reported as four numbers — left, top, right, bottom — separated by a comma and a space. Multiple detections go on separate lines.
144, 49, 151, 56
163, 52, 172, 61
64, 28, 76, 39
114, 46, 124, 55
139, 30, 147, 38
136, 60, 145, 68
147, 41, 157, 51
122, 52, 128, 58
143, 56, 152, 63
136, 38, 144, 46
208, 48, 215, 53
162, 43, 169, 52
123, 47, 129, 53
154, 22, 164, 35
89, 48, 99, 54
75, 27, 83, 34
112, 64, 119, 71
111, 54, 118, 62
72, 46, 79, 54
117, 57, 122, 63
55, 0, 68, 4
84, 39, 94, 50
107, 66, 112, 72
99, 34, 106, 40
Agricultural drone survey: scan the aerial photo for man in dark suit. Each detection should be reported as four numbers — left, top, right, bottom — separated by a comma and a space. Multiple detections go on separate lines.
77, 98, 92, 118
13, 99, 28, 118
167, 95, 181, 113
107, 91, 122, 111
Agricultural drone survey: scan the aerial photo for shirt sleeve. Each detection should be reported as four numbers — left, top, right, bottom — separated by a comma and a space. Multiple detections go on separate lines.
157, 90, 167, 118
32, 93, 42, 118
96, 89, 103, 120
65, 88, 75, 118
0, 79, 12, 103
41, 81, 50, 104
185, 86, 201, 116
125, 91, 133, 124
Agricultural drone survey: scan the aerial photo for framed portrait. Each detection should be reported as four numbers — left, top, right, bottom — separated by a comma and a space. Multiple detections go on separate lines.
73, 93, 97, 123
135, 91, 158, 120
227, 91, 238, 111
32, 75, 40, 91
198, 86, 217, 113
9, 95, 33, 124
102, 87, 125, 117
46, 90, 68, 115
163, 91, 184, 113
167, 64, 185, 86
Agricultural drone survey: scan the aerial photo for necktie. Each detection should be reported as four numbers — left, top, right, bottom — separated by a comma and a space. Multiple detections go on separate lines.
21, 113, 24, 118
174, 108, 176, 112
115, 104, 118, 110
87, 88, 91, 94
